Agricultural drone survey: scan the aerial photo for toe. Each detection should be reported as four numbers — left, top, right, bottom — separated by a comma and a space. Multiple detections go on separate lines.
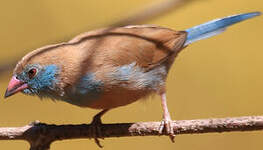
90, 119, 104, 148
95, 138, 103, 148
158, 120, 165, 134
159, 119, 175, 142
165, 120, 175, 142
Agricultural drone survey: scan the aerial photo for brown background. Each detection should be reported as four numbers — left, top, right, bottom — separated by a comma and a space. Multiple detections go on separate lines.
0, 0, 262, 149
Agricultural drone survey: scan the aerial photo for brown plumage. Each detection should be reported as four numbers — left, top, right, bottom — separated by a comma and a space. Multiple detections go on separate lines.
14, 25, 187, 109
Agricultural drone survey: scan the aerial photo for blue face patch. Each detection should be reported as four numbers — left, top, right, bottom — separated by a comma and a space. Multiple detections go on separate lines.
19, 64, 59, 95
67, 73, 103, 104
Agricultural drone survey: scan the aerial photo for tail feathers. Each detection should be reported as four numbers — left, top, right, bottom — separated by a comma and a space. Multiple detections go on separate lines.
184, 12, 261, 46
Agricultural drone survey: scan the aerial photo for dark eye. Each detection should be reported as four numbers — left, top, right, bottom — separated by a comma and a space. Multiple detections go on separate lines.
28, 68, 37, 79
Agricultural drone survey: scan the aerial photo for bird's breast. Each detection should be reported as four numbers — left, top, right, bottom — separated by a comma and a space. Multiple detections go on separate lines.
62, 63, 167, 109
63, 73, 104, 107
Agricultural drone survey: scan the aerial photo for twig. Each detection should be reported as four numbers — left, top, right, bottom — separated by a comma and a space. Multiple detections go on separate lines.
0, 116, 263, 150
0, 0, 192, 74
110, 0, 191, 27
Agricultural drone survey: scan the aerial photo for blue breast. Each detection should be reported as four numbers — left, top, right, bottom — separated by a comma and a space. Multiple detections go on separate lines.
66, 73, 104, 106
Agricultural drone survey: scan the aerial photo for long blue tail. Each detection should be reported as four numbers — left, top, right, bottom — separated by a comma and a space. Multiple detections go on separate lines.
184, 12, 261, 46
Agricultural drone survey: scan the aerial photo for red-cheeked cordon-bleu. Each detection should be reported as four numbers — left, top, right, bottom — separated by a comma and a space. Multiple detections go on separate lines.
4, 12, 261, 146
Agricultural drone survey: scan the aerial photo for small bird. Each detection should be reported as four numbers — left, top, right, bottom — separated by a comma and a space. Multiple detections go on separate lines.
4, 12, 261, 146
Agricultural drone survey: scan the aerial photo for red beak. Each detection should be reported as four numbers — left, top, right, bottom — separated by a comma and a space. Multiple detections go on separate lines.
4, 76, 28, 98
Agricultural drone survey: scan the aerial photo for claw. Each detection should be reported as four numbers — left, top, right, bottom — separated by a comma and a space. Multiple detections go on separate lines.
159, 93, 175, 142
95, 138, 103, 148
90, 117, 104, 148
89, 109, 109, 148
159, 119, 175, 142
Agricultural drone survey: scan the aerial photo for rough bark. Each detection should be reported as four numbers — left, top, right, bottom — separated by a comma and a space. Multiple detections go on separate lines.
0, 116, 263, 150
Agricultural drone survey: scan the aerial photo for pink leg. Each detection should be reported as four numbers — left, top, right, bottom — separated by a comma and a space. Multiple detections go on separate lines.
90, 109, 109, 148
159, 93, 175, 142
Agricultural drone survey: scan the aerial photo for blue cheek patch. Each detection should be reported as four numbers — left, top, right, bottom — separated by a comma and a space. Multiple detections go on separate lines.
23, 89, 34, 95
25, 65, 59, 94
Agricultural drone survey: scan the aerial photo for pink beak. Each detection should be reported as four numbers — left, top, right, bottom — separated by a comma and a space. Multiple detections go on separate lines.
4, 76, 28, 98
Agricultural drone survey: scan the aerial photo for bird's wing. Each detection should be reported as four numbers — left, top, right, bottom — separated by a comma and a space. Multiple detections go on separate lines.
72, 25, 187, 72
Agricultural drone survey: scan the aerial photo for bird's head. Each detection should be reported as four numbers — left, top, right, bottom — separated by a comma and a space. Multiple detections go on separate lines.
4, 45, 64, 99
4, 63, 59, 98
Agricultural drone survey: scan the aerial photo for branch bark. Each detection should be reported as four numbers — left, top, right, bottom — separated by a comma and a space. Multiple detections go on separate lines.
1, 116, 263, 150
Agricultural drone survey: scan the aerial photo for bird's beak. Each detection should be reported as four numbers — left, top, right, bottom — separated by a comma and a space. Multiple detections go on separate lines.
4, 76, 28, 98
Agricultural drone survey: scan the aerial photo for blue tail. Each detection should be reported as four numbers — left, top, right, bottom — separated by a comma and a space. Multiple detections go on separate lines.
184, 12, 261, 46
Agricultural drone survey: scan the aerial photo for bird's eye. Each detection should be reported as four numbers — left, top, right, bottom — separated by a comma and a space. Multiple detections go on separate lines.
28, 68, 37, 79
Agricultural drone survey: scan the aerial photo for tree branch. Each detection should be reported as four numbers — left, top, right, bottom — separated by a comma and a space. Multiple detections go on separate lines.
1, 116, 263, 150
110, 0, 191, 27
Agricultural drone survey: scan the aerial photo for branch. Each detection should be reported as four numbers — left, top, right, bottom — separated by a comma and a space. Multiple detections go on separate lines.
110, 0, 192, 27
1, 116, 263, 150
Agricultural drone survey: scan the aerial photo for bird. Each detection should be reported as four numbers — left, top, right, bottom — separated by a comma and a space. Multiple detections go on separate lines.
4, 12, 261, 147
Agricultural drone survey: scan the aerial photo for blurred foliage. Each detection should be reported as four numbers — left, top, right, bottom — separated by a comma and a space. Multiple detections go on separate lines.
0, 0, 262, 150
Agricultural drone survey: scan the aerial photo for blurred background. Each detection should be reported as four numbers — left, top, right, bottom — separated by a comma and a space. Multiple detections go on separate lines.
0, 0, 262, 149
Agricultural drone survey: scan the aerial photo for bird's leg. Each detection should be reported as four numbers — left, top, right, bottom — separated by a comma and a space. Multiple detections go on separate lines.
158, 93, 175, 142
90, 109, 109, 148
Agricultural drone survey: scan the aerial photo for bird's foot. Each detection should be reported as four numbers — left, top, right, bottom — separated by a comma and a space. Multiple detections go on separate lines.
158, 118, 175, 142
90, 115, 104, 148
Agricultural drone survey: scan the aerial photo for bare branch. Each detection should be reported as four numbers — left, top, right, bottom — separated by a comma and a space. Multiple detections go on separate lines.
110, 0, 192, 27
0, 116, 263, 150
